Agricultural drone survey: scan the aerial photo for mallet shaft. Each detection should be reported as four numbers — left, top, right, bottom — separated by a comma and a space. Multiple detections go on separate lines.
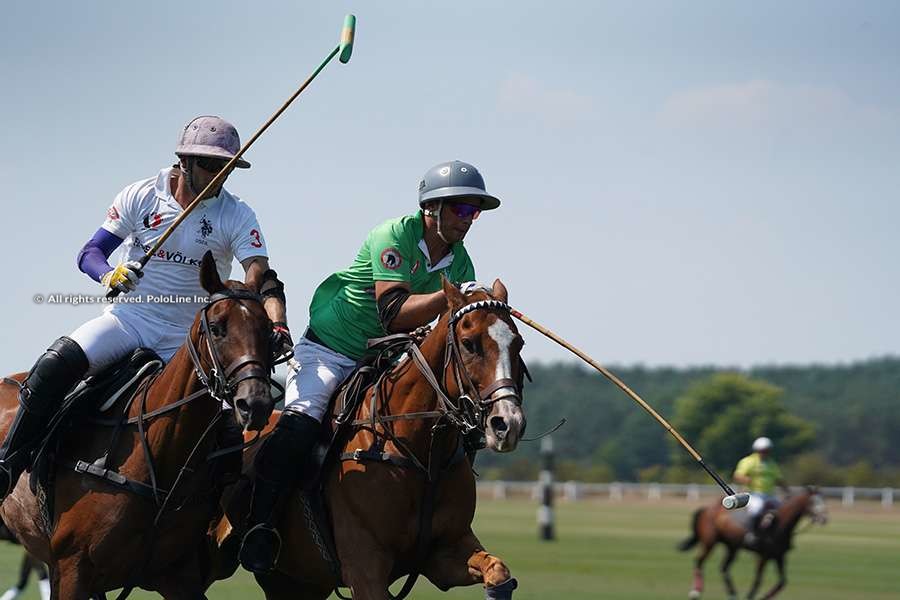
510, 308, 741, 503
108, 15, 357, 298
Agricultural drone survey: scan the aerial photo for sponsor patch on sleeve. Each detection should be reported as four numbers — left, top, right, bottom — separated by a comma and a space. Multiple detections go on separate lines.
380, 247, 402, 270
106, 206, 119, 221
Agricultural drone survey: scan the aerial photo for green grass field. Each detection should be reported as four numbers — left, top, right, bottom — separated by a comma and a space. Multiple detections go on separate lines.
0, 499, 896, 599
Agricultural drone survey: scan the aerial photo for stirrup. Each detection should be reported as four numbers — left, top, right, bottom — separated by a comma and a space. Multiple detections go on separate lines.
239, 523, 282, 574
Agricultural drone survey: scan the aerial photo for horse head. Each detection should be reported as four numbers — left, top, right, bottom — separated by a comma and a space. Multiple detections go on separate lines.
442, 277, 526, 453
803, 485, 828, 525
194, 251, 277, 431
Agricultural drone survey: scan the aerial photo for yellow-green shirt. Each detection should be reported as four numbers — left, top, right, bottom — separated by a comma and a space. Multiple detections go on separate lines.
734, 453, 782, 495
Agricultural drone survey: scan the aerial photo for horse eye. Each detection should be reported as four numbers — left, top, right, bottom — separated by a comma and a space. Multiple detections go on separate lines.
461, 338, 477, 354
209, 321, 226, 337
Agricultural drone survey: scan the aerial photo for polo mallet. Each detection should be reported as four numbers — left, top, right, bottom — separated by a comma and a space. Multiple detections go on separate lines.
509, 308, 750, 510
107, 14, 357, 299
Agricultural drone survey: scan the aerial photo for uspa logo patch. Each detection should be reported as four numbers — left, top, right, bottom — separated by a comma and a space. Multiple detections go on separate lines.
380, 248, 402, 270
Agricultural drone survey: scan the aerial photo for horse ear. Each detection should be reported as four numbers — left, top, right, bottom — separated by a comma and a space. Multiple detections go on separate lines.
200, 251, 225, 295
442, 275, 466, 313
491, 278, 508, 303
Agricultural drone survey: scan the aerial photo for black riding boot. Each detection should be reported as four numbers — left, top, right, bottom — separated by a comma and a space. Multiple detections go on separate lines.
0, 337, 88, 498
239, 411, 320, 574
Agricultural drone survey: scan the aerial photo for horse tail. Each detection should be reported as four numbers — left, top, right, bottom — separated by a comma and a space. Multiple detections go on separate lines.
677, 507, 704, 551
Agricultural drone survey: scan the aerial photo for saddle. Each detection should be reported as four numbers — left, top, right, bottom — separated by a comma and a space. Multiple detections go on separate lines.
23, 349, 164, 515
296, 333, 417, 491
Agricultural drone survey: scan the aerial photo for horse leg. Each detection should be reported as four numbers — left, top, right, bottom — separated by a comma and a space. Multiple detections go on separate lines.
719, 545, 739, 600
760, 556, 786, 599
254, 571, 331, 600
746, 555, 767, 600
34, 559, 51, 600
423, 531, 515, 598
0, 552, 33, 600
339, 548, 393, 600
52, 558, 92, 600
688, 541, 714, 599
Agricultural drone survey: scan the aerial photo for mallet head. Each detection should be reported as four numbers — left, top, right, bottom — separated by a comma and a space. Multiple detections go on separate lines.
722, 492, 751, 510
339, 14, 356, 63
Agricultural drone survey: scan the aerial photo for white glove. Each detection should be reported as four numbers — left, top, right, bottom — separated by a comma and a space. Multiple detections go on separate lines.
459, 281, 492, 295
101, 260, 143, 293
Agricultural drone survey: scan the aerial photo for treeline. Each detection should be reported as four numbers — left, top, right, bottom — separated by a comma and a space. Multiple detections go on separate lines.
476, 357, 900, 487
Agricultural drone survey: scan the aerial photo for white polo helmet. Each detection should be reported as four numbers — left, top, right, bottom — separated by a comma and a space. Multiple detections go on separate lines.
752, 437, 773, 452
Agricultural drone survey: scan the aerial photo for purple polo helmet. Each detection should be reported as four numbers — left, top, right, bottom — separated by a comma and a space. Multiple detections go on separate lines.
175, 115, 250, 168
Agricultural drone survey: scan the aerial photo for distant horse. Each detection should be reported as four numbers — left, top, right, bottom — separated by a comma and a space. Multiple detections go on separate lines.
678, 486, 828, 600
0, 517, 49, 600
209, 278, 527, 599
0, 253, 278, 599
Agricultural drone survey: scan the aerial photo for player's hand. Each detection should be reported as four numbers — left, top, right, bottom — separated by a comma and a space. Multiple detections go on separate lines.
101, 260, 143, 294
270, 321, 294, 362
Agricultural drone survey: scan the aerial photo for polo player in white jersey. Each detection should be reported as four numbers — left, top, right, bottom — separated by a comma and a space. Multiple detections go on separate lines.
0, 116, 291, 499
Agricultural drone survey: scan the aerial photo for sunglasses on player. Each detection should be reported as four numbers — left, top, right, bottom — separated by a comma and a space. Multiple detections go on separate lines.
447, 201, 481, 220
194, 156, 231, 173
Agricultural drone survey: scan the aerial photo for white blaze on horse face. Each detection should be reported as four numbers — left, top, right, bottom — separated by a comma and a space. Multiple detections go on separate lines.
488, 319, 515, 382
486, 318, 524, 452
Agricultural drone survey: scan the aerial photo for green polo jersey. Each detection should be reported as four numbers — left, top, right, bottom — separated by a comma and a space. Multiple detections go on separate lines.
734, 453, 783, 495
308, 211, 475, 360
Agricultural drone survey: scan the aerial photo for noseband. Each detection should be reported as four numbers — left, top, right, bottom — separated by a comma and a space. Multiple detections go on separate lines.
186, 289, 284, 406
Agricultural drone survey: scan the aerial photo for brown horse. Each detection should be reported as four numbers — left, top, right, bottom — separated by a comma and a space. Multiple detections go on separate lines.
678, 487, 828, 600
209, 278, 527, 600
0, 253, 278, 599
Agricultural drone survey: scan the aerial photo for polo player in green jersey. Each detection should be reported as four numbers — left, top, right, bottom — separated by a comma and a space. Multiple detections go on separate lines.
734, 436, 791, 545
239, 160, 503, 573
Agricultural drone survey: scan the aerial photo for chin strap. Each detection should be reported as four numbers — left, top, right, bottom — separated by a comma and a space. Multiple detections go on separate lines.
179, 158, 222, 200
179, 158, 200, 198
426, 201, 450, 244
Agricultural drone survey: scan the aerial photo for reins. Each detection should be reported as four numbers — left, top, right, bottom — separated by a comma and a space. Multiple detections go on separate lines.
337, 296, 523, 600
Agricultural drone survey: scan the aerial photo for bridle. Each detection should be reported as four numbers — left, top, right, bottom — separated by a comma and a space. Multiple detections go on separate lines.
185, 288, 284, 406
443, 299, 523, 435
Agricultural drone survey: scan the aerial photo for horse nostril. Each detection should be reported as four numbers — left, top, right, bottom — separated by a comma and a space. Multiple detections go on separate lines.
490, 416, 508, 433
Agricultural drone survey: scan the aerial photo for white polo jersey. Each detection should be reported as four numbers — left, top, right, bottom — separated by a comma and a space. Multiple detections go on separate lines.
100, 166, 268, 330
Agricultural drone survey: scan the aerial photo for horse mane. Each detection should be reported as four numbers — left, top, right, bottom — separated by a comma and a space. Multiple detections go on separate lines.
776, 488, 815, 533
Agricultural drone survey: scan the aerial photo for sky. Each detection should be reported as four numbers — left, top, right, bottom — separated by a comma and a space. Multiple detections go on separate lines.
1, 1, 898, 371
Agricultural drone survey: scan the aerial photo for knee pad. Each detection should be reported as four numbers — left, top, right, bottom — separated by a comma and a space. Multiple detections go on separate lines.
22, 337, 89, 416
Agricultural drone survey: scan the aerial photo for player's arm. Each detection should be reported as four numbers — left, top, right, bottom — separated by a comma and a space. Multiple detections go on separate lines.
242, 257, 286, 323
375, 280, 446, 334
732, 458, 752, 486
77, 228, 124, 283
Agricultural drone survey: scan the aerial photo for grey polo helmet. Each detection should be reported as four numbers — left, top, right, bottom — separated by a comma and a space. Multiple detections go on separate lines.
418, 160, 500, 210
175, 116, 250, 168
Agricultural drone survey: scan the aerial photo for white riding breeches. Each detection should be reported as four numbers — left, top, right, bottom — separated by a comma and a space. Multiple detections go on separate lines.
746, 493, 776, 517
283, 338, 357, 423
68, 311, 185, 374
